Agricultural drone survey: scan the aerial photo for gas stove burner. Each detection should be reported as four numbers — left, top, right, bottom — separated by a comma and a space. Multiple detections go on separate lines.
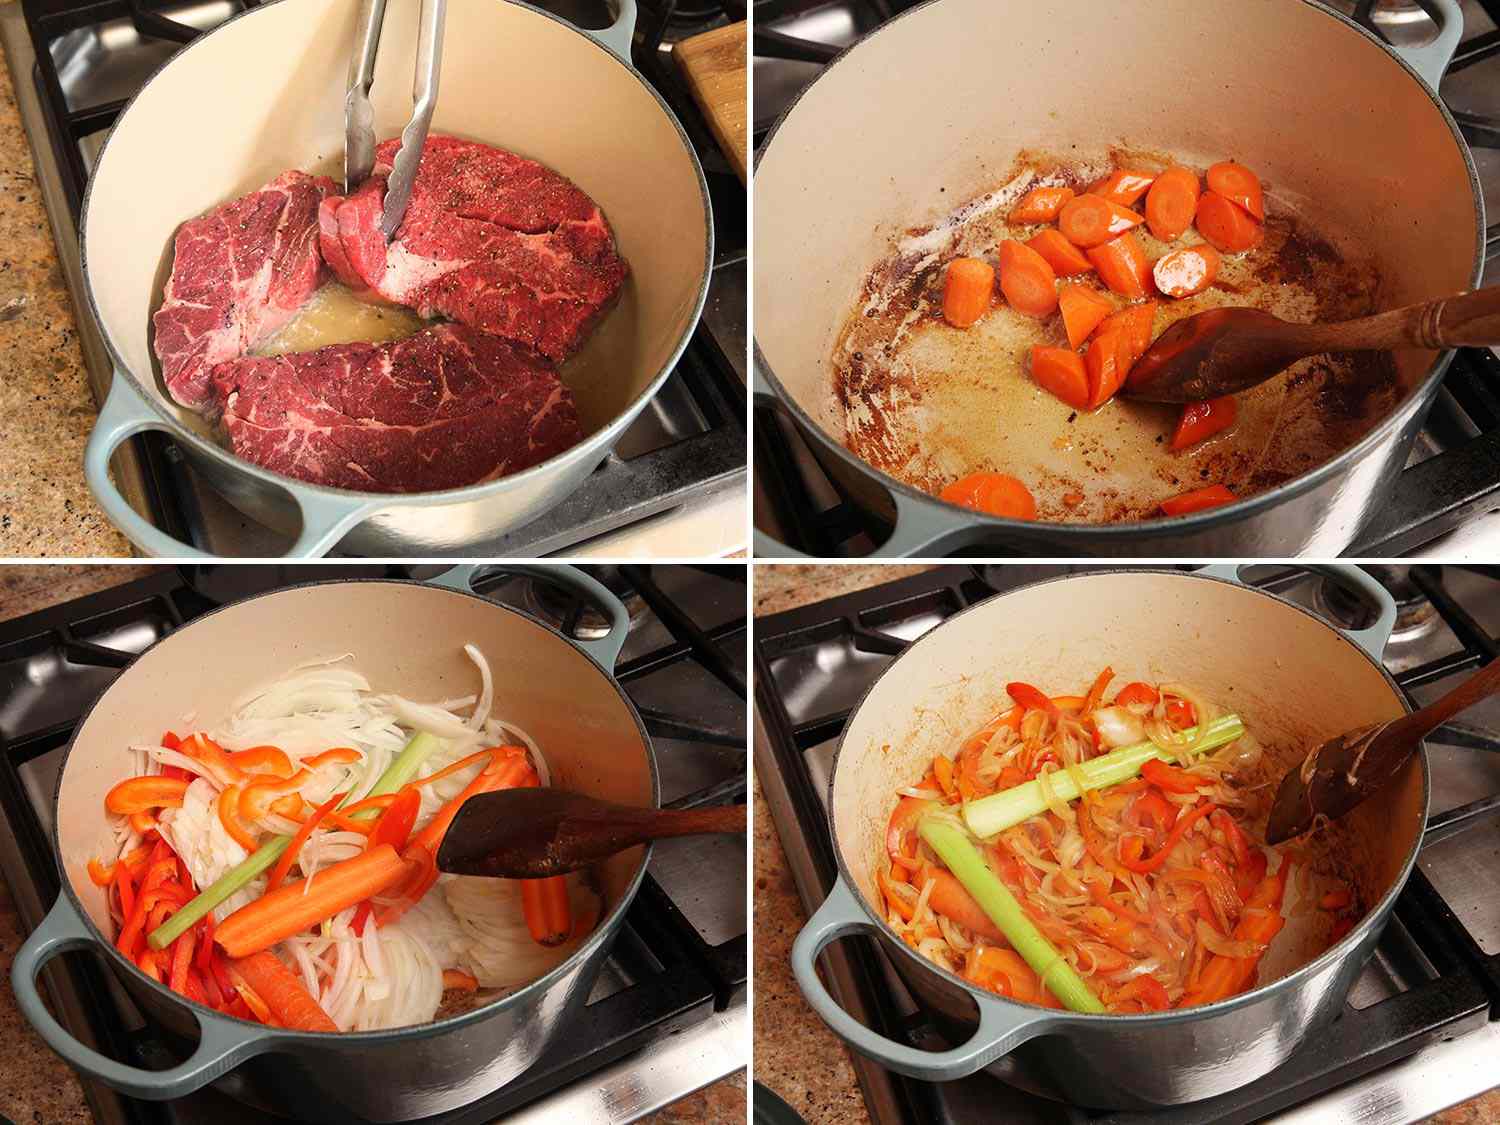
522, 567, 647, 640
1315, 565, 1440, 643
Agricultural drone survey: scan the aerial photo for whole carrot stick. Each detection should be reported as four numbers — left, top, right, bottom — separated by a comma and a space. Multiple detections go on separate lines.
214, 845, 409, 958
228, 950, 338, 1032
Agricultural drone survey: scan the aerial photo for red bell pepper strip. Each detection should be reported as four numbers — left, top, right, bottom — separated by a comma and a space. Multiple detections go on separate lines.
1119, 802, 1217, 874
1007, 682, 1059, 715
1142, 758, 1202, 794
265, 791, 346, 893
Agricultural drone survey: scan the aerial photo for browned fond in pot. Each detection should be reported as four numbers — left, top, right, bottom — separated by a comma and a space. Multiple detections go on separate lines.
832, 148, 1400, 523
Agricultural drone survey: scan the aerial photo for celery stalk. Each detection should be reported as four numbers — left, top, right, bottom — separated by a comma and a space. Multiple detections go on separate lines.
146, 732, 443, 950
919, 816, 1105, 1014
962, 714, 1245, 840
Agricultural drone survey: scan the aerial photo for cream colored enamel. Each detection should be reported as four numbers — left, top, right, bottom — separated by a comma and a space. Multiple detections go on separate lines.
755, 0, 1476, 516
85, 0, 706, 446
56, 582, 651, 948
831, 572, 1420, 990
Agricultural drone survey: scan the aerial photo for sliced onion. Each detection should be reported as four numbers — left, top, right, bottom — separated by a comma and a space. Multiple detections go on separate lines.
1093, 707, 1145, 750
1196, 918, 1265, 959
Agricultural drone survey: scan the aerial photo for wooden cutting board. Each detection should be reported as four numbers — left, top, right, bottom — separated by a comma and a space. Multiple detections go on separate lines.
673, 21, 747, 184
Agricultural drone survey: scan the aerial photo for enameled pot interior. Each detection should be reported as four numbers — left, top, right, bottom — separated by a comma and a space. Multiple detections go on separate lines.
831, 572, 1423, 993
56, 581, 652, 1003
754, 0, 1477, 493
83, 0, 708, 459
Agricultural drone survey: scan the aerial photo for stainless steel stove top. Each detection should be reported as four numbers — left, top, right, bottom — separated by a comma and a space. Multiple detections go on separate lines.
753, 564, 1500, 1124
0, 565, 747, 1124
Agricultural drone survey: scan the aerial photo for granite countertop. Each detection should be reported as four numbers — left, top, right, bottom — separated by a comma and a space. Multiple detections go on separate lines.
0, 45, 132, 557
0, 564, 742, 1123
750, 563, 1500, 1125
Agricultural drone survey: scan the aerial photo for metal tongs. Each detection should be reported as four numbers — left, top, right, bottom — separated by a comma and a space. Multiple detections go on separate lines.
345, 0, 447, 239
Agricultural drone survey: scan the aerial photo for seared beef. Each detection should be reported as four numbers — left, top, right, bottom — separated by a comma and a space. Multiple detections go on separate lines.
319, 135, 628, 361
210, 324, 581, 493
153, 171, 335, 413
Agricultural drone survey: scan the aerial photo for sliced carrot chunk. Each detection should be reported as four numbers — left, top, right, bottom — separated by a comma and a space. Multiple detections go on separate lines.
997, 240, 1058, 317
1145, 165, 1201, 242
1206, 161, 1264, 221
1087, 233, 1152, 299
1030, 346, 1090, 410
1196, 192, 1263, 253
942, 257, 995, 328
1026, 229, 1093, 277
1092, 169, 1156, 208
1161, 484, 1237, 516
1095, 301, 1157, 375
1085, 330, 1127, 409
1170, 396, 1238, 451
1154, 244, 1221, 298
939, 472, 1038, 520
1058, 195, 1145, 248
1057, 284, 1113, 349
1009, 184, 1075, 224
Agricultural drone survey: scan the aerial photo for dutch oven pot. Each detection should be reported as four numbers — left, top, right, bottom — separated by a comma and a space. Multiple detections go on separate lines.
82, 0, 712, 558
753, 0, 1482, 558
791, 565, 1428, 1107
13, 565, 657, 1121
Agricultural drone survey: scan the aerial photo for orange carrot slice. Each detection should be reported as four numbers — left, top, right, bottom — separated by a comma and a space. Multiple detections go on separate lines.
228, 951, 338, 1031
1154, 244, 1221, 298
1196, 192, 1263, 253
942, 257, 995, 328
1057, 284, 1113, 349
1206, 161, 1264, 221
1086, 330, 1127, 409
214, 845, 409, 958
1170, 396, 1238, 451
1026, 229, 1093, 277
1087, 233, 1152, 298
442, 969, 479, 992
1144, 166, 1201, 241
1029, 346, 1090, 410
1059, 195, 1145, 248
522, 877, 573, 947
1009, 184, 1075, 224
939, 472, 1038, 520
1096, 301, 1157, 376
997, 240, 1058, 317
1161, 484, 1237, 516
1092, 169, 1156, 207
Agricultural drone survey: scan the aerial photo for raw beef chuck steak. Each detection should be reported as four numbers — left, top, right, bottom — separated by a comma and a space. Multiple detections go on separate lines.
153, 170, 335, 413
210, 324, 582, 493
320, 135, 628, 361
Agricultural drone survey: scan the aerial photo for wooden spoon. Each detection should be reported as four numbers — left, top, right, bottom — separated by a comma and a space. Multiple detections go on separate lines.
1265, 656, 1500, 844
1122, 286, 1500, 404
434, 788, 747, 878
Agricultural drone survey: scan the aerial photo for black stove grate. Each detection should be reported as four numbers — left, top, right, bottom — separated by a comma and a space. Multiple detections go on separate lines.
753, 565, 1500, 1124
19, 0, 746, 556
750, 0, 1500, 559
0, 566, 746, 1124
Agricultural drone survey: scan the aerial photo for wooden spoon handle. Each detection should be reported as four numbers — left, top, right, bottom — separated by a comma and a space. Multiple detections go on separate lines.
1309, 286, 1500, 353
1385, 655, 1500, 744
641, 803, 747, 840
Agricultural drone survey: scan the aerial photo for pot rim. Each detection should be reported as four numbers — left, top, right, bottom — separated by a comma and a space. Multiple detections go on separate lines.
79, 0, 714, 507
49, 576, 660, 1042
823, 567, 1431, 1027
751, 0, 1485, 543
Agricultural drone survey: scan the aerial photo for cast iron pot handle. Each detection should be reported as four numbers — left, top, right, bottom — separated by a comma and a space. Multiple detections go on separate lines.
1194, 563, 1398, 661
84, 372, 382, 559
426, 564, 631, 668
1385, 0, 1462, 90
578, 0, 636, 64
791, 878, 1062, 1081
12, 896, 273, 1099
